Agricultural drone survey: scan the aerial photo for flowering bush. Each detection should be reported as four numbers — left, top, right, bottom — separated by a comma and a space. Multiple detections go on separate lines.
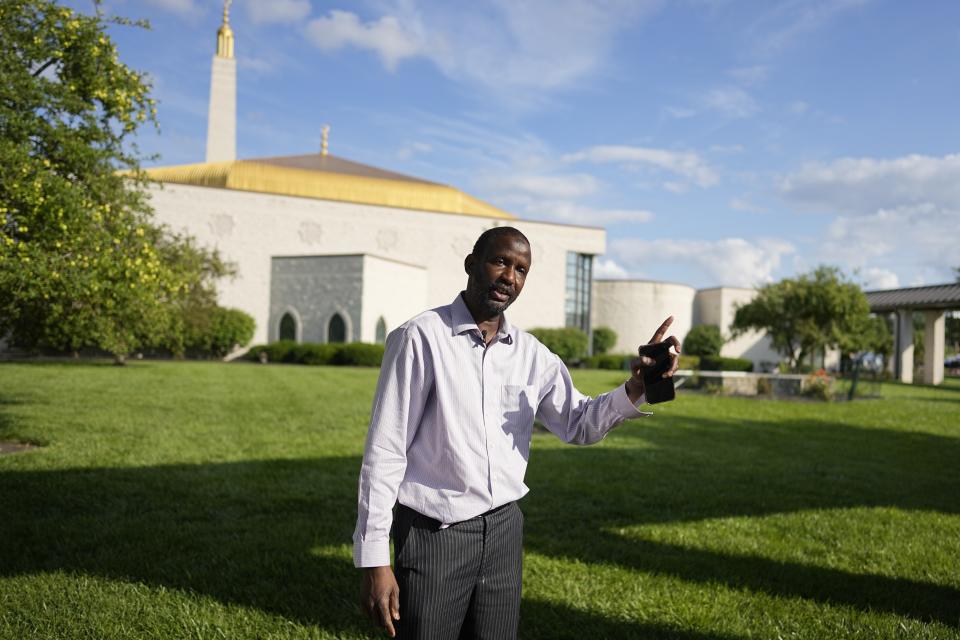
802, 369, 833, 401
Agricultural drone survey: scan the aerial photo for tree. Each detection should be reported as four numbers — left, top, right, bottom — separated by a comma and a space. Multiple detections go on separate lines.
731, 266, 874, 371
683, 325, 723, 357
591, 326, 617, 355
528, 327, 588, 364
0, 1, 230, 361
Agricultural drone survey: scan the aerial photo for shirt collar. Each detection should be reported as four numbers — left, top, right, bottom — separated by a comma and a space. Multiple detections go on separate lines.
451, 292, 514, 344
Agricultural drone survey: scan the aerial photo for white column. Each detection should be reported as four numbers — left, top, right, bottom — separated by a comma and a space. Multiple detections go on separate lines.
897, 309, 914, 383
923, 310, 945, 385
206, 55, 236, 162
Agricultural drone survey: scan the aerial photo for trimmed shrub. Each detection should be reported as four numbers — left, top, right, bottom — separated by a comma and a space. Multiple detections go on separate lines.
528, 327, 588, 364
290, 343, 338, 365
582, 353, 631, 370
684, 325, 723, 357
591, 327, 617, 355
678, 354, 700, 370
700, 355, 753, 372
245, 341, 294, 363
204, 307, 255, 357
247, 342, 384, 366
332, 343, 385, 367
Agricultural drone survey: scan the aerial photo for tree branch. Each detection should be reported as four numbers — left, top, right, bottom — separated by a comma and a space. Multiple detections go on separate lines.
32, 58, 59, 78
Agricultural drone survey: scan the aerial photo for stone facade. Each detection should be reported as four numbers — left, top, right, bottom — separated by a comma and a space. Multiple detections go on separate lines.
149, 183, 605, 346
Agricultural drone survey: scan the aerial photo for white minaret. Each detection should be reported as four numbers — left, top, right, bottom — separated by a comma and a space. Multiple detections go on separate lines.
205, 0, 236, 162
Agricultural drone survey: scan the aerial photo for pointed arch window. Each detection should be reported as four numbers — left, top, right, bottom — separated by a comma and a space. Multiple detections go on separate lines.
375, 317, 387, 344
279, 312, 297, 342
328, 313, 347, 343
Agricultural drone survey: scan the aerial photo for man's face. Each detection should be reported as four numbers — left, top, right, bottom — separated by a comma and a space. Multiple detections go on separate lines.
464, 234, 532, 317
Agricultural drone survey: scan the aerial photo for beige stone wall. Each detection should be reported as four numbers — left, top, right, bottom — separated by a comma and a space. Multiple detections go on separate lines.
591, 280, 696, 355
148, 183, 605, 344
360, 256, 428, 343
694, 287, 780, 369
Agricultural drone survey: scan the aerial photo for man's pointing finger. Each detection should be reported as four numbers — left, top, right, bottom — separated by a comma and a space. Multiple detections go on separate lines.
650, 316, 674, 344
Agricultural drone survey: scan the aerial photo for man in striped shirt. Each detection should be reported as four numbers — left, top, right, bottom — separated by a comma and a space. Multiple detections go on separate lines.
354, 226, 680, 639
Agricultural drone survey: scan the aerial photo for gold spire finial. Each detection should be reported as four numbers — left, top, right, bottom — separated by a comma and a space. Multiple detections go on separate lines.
321, 125, 330, 157
216, 0, 235, 59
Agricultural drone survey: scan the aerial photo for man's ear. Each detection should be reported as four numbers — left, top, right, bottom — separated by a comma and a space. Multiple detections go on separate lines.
464, 253, 475, 276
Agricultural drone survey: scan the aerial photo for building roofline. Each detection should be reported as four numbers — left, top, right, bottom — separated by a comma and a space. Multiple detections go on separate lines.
594, 278, 696, 289
269, 252, 427, 270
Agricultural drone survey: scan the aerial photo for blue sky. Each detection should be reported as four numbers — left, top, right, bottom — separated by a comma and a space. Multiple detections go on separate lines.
83, 0, 960, 289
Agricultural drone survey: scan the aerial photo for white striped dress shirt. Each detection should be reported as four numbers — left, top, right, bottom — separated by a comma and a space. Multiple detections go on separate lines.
352, 293, 650, 567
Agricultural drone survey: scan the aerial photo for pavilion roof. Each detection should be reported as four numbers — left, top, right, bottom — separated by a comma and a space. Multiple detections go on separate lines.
865, 283, 960, 312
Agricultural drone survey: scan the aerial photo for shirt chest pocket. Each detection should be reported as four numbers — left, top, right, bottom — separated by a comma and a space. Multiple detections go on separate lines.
501, 384, 538, 426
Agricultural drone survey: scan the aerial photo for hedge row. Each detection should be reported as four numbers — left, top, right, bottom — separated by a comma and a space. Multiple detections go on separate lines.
581, 353, 632, 370
580, 353, 703, 371
578, 353, 755, 372
245, 341, 385, 367
699, 355, 754, 372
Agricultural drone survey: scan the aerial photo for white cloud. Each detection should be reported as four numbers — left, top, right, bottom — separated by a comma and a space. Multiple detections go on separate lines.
822, 203, 959, 277
703, 87, 760, 118
143, 0, 200, 16
481, 173, 600, 200
609, 237, 795, 287
788, 100, 809, 115
727, 65, 769, 86
396, 142, 433, 160
304, 10, 426, 71
238, 56, 275, 73
480, 174, 653, 225
665, 106, 697, 119
857, 267, 900, 290
781, 152, 960, 285
729, 197, 767, 213
751, 0, 874, 56
781, 153, 960, 214
303, 2, 659, 96
563, 145, 718, 188
536, 203, 655, 225
243, 0, 311, 24
594, 257, 630, 279
709, 144, 745, 154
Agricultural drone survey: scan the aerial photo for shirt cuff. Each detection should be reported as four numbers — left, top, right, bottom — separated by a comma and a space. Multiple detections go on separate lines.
613, 383, 653, 419
353, 539, 391, 568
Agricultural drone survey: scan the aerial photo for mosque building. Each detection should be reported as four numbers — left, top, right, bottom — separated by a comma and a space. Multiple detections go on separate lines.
143, 4, 780, 368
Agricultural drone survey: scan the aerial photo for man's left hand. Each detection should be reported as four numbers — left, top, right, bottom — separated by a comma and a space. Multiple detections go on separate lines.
625, 316, 681, 404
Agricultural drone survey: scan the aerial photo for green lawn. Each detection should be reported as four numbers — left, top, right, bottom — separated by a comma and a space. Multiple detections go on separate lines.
1, 362, 958, 639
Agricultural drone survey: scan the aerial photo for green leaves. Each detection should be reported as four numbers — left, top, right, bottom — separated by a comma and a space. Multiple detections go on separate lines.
731, 266, 887, 371
0, 1, 239, 360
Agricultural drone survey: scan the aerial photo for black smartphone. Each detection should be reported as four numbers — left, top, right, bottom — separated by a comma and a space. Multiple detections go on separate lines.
637, 341, 675, 404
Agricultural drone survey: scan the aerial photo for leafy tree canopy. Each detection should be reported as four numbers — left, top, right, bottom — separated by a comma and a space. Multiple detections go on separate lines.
730, 266, 883, 371
0, 0, 233, 361
591, 326, 617, 355
683, 324, 723, 358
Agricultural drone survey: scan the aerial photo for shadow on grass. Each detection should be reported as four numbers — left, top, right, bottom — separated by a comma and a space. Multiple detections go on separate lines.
525, 414, 960, 628
1, 413, 958, 636
0, 457, 741, 639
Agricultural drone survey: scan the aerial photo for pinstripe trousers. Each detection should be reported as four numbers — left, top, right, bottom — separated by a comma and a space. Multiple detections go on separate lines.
393, 502, 523, 640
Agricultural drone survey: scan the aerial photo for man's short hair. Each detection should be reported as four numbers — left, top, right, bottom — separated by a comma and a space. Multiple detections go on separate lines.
471, 226, 530, 258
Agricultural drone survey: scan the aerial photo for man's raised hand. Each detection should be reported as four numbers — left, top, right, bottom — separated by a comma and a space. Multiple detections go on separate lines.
625, 316, 681, 403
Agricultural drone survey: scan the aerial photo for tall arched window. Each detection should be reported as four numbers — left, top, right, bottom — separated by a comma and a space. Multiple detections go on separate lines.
279, 312, 297, 342
328, 313, 347, 343
375, 317, 387, 344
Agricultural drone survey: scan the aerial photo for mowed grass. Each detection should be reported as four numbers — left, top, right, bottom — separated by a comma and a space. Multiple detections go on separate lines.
0, 362, 958, 639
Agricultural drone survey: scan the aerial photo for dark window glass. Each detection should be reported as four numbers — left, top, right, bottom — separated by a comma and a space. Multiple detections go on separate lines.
564, 252, 593, 334
328, 313, 347, 343
279, 313, 297, 342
